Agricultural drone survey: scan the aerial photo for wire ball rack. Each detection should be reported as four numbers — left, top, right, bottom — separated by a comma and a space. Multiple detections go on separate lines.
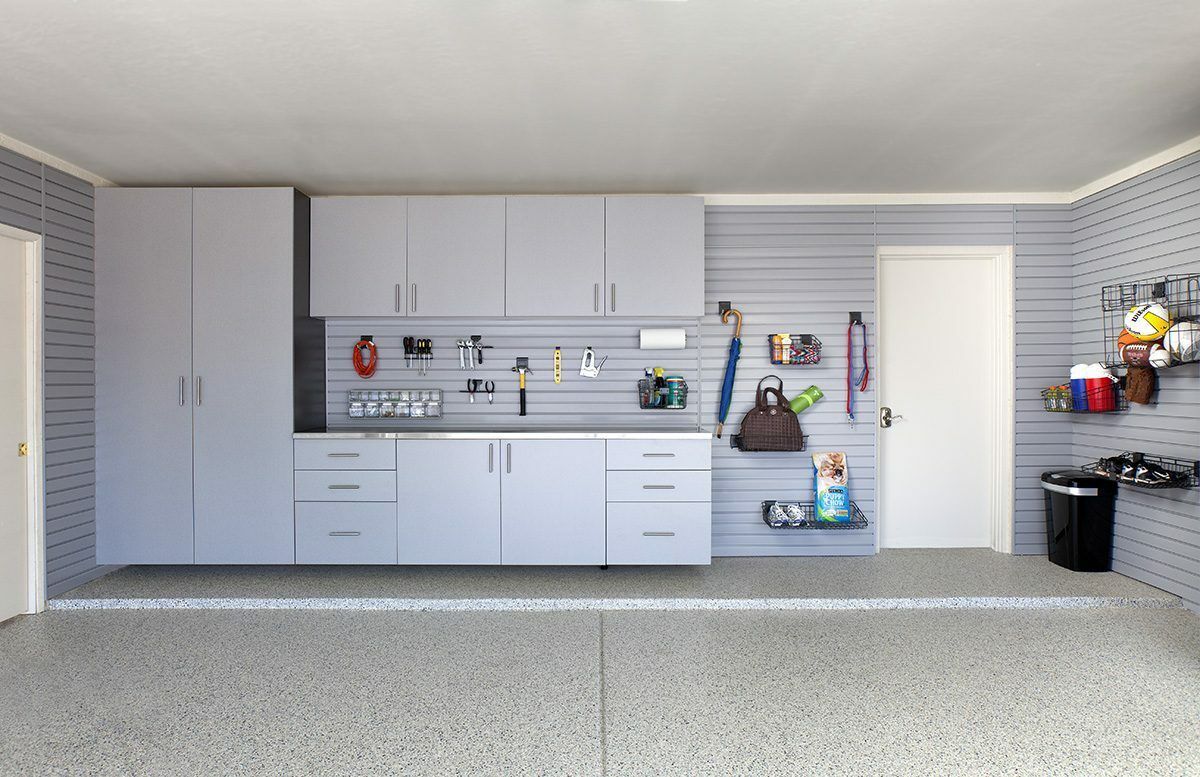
1100, 273, 1200, 368
1040, 379, 1129, 413
1082, 452, 1199, 490
761, 500, 869, 529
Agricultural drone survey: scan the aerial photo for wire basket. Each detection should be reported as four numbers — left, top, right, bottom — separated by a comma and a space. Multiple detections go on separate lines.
768, 334, 822, 365
1082, 452, 1199, 490
637, 378, 689, 410
761, 500, 869, 529
1100, 273, 1200, 368
1040, 379, 1128, 413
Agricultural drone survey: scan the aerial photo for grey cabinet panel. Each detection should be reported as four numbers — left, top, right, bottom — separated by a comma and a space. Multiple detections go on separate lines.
606, 439, 711, 471
606, 470, 711, 502
293, 439, 396, 470
604, 196, 704, 317
310, 196, 406, 317
192, 188, 296, 564
294, 470, 398, 502
295, 503, 398, 564
606, 503, 711, 565
396, 439, 500, 563
501, 440, 606, 565
407, 197, 505, 316
505, 197, 604, 316
95, 188, 195, 564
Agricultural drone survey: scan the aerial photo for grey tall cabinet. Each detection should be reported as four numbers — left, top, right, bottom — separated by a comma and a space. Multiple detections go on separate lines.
96, 187, 321, 565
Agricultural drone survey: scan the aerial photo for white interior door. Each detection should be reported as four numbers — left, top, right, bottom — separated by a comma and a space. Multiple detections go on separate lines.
878, 251, 997, 548
0, 234, 29, 621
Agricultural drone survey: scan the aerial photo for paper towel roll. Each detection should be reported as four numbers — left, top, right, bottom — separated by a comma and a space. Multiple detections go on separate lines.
639, 328, 687, 350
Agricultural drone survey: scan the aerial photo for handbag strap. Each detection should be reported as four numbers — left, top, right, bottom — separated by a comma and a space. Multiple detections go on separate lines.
755, 375, 787, 410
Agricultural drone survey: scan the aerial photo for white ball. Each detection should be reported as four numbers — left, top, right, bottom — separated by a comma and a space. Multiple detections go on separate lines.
1147, 345, 1173, 368
1125, 303, 1172, 341
1163, 321, 1200, 362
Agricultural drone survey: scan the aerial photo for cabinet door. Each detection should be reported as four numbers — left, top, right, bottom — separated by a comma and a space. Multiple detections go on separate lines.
192, 188, 296, 563
310, 196, 406, 317
604, 196, 704, 317
407, 197, 505, 316
396, 440, 500, 563
95, 189, 195, 564
505, 197, 604, 316
501, 440, 606, 565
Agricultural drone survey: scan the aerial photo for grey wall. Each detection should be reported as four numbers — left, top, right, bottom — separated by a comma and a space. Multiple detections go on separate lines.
1071, 151, 1200, 609
0, 146, 113, 596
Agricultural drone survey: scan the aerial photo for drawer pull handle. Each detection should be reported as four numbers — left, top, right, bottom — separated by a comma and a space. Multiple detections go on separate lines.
328, 531, 362, 537
642, 453, 676, 458
643, 531, 676, 537
642, 485, 676, 490
327, 453, 360, 458
327, 484, 361, 490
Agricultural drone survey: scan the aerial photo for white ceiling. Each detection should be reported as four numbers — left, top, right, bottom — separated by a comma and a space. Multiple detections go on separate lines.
2, 0, 1200, 195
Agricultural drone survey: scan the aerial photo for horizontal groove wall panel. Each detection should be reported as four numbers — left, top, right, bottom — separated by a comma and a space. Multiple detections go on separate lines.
0, 147, 103, 597
1071, 150, 1200, 611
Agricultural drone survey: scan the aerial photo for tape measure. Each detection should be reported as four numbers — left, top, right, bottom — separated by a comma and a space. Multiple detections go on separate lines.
554, 347, 562, 384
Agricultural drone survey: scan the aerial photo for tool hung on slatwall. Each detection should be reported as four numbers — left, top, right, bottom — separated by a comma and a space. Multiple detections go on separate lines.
846, 312, 869, 426
579, 346, 606, 378
353, 335, 378, 378
512, 357, 532, 416
554, 346, 562, 384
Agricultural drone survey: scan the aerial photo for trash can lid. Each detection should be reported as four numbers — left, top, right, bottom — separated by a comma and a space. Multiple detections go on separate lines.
1041, 470, 1118, 492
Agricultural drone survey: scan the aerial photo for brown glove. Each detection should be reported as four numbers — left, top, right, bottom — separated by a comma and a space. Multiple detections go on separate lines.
1125, 366, 1157, 405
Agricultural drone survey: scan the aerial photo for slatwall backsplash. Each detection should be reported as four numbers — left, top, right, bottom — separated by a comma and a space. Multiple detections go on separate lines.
0, 146, 111, 596
1071, 151, 1200, 610
325, 319, 702, 429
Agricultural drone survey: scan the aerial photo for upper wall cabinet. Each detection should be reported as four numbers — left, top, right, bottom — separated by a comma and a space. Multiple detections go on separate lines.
604, 196, 704, 317
505, 196, 605, 317
407, 196, 506, 317
310, 197, 407, 317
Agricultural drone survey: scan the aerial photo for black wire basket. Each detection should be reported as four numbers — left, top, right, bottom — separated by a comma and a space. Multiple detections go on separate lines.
761, 500, 869, 529
1082, 452, 1199, 490
1100, 273, 1200, 369
768, 334, 822, 365
1040, 378, 1129, 413
637, 378, 688, 410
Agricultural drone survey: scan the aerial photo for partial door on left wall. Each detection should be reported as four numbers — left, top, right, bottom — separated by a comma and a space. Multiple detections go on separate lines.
0, 234, 30, 621
95, 189, 195, 563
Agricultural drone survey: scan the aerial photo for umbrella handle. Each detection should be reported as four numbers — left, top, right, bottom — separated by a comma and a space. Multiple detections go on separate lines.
721, 308, 743, 338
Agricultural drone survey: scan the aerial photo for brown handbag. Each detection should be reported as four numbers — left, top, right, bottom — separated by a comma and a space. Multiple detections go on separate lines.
734, 375, 806, 451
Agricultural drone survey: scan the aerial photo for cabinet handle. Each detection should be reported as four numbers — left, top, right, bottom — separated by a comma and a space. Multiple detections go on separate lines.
642, 484, 676, 490
643, 531, 676, 537
610, 283, 616, 313
395, 283, 401, 313
642, 453, 676, 458
506, 443, 512, 474
328, 531, 361, 537
411, 283, 417, 312
327, 484, 361, 490
594, 283, 600, 313
179, 376, 186, 406
327, 452, 360, 458
195, 376, 202, 406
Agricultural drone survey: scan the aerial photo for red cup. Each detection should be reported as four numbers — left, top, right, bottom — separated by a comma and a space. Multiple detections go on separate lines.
1085, 377, 1116, 411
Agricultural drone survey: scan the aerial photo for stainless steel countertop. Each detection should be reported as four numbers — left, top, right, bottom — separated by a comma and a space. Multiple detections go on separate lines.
294, 429, 713, 441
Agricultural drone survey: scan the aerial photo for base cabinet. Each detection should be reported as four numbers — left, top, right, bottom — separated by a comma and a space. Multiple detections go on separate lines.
396, 440, 501, 564
296, 503, 398, 564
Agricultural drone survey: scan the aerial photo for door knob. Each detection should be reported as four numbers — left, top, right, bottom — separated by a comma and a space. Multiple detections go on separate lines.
880, 407, 904, 428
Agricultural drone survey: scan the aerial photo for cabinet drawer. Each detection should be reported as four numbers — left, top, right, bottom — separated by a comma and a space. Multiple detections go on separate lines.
296, 503, 397, 564
294, 439, 396, 470
606, 470, 711, 502
606, 439, 710, 471
294, 470, 397, 502
606, 503, 711, 565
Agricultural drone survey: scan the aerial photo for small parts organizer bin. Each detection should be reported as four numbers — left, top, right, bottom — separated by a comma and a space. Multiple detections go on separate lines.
638, 377, 689, 409
761, 500, 869, 529
348, 389, 443, 419
1041, 379, 1128, 413
769, 334, 821, 365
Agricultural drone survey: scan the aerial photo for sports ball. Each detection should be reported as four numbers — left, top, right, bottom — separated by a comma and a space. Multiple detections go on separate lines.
1124, 303, 1172, 341
1117, 329, 1143, 362
1120, 341, 1160, 367
1163, 320, 1200, 362
1147, 345, 1173, 368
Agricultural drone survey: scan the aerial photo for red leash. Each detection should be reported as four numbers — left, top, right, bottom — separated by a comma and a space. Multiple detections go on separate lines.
846, 315, 869, 423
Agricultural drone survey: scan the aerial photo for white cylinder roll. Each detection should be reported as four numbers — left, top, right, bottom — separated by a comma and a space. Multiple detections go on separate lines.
639, 328, 687, 350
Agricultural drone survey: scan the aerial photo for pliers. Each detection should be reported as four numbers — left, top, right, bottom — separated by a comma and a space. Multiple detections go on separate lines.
484, 380, 495, 404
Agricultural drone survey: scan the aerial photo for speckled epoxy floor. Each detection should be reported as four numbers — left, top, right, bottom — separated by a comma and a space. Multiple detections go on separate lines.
2, 608, 1198, 775
59, 550, 1176, 602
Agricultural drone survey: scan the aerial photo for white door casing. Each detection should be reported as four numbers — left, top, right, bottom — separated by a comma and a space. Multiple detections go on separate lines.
0, 226, 45, 619
876, 246, 1015, 551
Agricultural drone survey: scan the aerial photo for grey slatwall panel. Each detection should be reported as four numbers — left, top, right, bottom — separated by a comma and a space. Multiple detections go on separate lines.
1013, 205, 1075, 554
325, 319, 701, 429
0, 147, 113, 596
701, 206, 877, 556
1071, 151, 1200, 611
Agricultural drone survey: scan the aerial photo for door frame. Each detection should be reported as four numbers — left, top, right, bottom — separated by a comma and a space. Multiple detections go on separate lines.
0, 223, 46, 613
874, 245, 1015, 553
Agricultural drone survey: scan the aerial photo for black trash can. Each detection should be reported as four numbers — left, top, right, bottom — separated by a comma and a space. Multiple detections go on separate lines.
1041, 470, 1119, 572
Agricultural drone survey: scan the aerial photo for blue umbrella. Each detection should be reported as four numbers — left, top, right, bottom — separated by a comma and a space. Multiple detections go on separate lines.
715, 308, 742, 438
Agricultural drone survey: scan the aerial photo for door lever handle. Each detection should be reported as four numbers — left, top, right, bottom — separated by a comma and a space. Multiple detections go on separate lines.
880, 406, 904, 428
